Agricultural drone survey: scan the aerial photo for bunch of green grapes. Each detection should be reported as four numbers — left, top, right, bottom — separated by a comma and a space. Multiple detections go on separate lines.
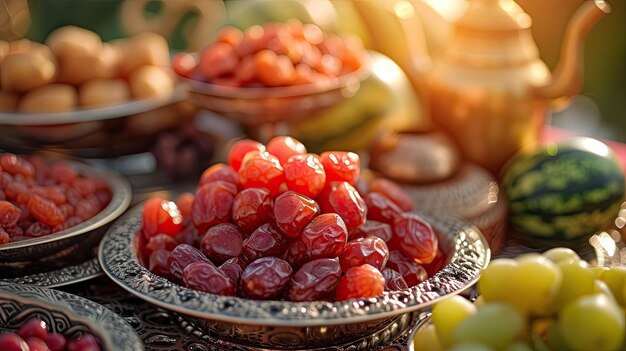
414, 248, 626, 351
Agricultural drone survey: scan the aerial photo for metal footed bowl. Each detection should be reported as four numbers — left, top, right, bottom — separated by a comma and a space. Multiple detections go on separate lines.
0, 283, 142, 350
0, 158, 132, 278
99, 204, 489, 350
0, 88, 189, 158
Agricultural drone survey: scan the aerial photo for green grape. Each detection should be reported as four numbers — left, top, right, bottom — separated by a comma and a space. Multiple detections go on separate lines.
550, 260, 595, 312
510, 254, 562, 315
600, 266, 626, 305
478, 258, 517, 302
590, 266, 610, 279
413, 324, 443, 351
504, 341, 534, 351
431, 295, 477, 347
449, 343, 494, 351
559, 294, 625, 351
595, 279, 618, 304
545, 320, 569, 351
542, 247, 581, 264
451, 302, 524, 350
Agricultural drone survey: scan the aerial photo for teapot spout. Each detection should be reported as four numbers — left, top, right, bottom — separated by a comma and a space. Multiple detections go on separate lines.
535, 0, 611, 103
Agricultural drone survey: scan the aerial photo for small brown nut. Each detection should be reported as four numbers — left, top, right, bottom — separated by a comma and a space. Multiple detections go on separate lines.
6, 39, 55, 62
79, 79, 130, 107
0, 92, 19, 111
129, 66, 174, 99
1, 52, 56, 93
19, 84, 77, 113
46, 25, 102, 58
57, 44, 119, 86
118, 32, 170, 77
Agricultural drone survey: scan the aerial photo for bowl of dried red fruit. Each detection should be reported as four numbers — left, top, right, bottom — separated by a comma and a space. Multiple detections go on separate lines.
0, 153, 132, 277
0, 283, 142, 350
173, 21, 369, 128
99, 136, 489, 350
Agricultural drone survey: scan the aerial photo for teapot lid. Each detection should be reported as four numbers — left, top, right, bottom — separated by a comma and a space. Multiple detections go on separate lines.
456, 0, 532, 31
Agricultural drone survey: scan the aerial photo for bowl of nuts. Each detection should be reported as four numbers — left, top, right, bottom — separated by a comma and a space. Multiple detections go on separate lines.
0, 27, 189, 158
173, 21, 369, 130
0, 153, 132, 277
99, 136, 489, 349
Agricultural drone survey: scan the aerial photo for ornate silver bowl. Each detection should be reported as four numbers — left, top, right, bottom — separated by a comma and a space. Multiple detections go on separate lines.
0, 283, 142, 350
0, 159, 132, 278
99, 204, 489, 350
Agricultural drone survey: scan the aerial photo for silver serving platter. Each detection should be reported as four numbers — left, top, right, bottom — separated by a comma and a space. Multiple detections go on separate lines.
0, 283, 143, 350
0, 257, 101, 287
0, 158, 132, 277
99, 203, 489, 350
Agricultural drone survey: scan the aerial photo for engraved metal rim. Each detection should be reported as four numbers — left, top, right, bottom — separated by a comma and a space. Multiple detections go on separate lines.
179, 53, 371, 99
0, 283, 143, 351
0, 257, 102, 288
99, 203, 490, 327
0, 160, 132, 251
0, 87, 185, 125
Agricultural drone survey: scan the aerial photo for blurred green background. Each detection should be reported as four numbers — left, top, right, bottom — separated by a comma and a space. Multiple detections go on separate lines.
5, 0, 625, 141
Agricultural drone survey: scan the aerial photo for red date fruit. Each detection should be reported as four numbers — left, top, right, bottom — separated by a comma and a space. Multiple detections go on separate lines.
0, 201, 21, 227
50, 162, 77, 184
0, 228, 9, 244
200, 223, 244, 264
382, 268, 409, 291
1, 154, 34, 178
167, 244, 212, 282
335, 264, 384, 301
241, 257, 292, 300
274, 191, 318, 238
25, 337, 49, 351
241, 223, 287, 262
43, 333, 67, 351
75, 195, 101, 221
369, 178, 413, 212
238, 152, 285, 196
149, 249, 172, 279
191, 181, 237, 233
232, 188, 273, 233
27, 195, 65, 227
299, 213, 348, 261
283, 154, 325, 198
142, 198, 184, 238
71, 177, 97, 197
32, 186, 66, 206
18, 319, 47, 339
423, 248, 447, 277
0, 333, 28, 351
386, 250, 427, 287
350, 220, 393, 242
183, 261, 236, 296
228, 139, 266, 171
286, 258, 341, 302
219, 257, 247, 287
320, 151, 359, 185
66, 334, 100, 351
266, 136, 306, 165
175, 226, 201, 247
25, 222, 51, 238
318, 182, 366, 232
175, 192, 194, 220
339, 237, 389, 272
392, 213, 437, 264
198, 163, 241, 188
364, 192, 403, 224
172, 52, 197, 78
145, 234, 178, 257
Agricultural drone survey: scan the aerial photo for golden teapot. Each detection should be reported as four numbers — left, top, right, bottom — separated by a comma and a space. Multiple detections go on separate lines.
355, 0, 610, 174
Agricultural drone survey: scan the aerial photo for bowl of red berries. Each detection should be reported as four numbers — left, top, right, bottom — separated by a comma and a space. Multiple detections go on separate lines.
99, 136, 489, 350
173, 21, 369, 128
0, 153, 132, 277
0, 283, 142, 350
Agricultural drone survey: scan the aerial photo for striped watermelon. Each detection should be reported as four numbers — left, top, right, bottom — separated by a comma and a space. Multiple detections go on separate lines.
501, 137, 625, 242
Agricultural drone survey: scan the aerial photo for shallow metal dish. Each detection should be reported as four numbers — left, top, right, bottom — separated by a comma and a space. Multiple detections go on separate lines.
99, 203, 489, 350
179, 54, 370, 128
0, 283, 142, 350
0, 159, 132, 278
0, 89, 189, 158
